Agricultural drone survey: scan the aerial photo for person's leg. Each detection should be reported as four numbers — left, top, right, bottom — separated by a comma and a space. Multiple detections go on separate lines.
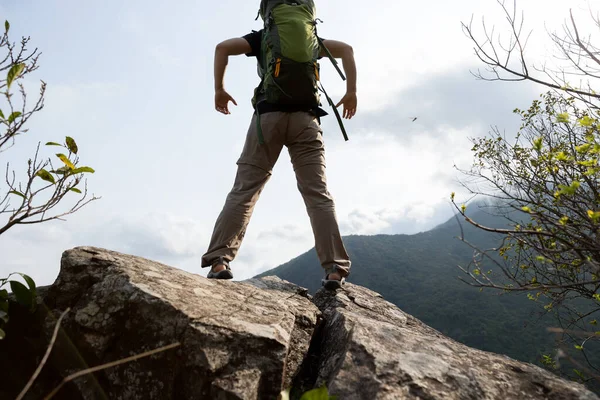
286, 112, 351, 281
202, 112, 287, 275
201, 163, 271, 273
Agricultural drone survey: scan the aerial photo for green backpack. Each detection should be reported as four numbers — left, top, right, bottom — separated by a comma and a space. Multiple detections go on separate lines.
253, 0, 348, 144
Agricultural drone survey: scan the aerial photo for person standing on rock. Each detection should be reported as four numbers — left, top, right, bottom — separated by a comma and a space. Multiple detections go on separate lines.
201, 0, 357, 290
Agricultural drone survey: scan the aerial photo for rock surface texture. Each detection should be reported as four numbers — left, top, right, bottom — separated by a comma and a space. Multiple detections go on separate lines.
2, 247, 319, 400
0, 246, 598, 400
311, 285, 598, 400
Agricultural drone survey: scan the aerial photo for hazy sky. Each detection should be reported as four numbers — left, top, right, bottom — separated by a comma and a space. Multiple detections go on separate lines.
0, 0, 595, 285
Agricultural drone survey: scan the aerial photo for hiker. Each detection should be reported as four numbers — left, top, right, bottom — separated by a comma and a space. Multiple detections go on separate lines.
201, 0, 357, 290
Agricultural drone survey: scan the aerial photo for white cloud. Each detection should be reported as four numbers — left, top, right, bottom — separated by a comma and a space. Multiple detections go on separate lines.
341, 209, 392, 235
84, 213, 208, 260
0, 223, 74, 286
42, 82, 125, 121
340, 203, 450, 236
0, 210, 212, 286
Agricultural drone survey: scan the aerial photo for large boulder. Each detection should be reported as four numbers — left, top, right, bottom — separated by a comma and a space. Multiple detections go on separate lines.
1, 246, 598, 399
310, 284, 598, 400
2, 247, 319, 400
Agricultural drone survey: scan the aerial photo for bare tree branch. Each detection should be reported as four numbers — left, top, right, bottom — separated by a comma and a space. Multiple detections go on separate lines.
462, 2, 600, 109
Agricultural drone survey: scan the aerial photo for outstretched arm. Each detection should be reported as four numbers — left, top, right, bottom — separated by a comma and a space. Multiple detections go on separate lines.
320, 39, 357, 119
214, 38, 252, 114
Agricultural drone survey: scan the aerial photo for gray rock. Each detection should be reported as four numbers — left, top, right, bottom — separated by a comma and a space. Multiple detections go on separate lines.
2, 247, 597, 400
41, 247, 320, 400
311, 283, 598, 400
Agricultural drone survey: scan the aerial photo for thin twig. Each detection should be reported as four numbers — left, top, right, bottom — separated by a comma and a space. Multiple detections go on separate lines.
43, 342, 181, 400
16, 308, 71, 400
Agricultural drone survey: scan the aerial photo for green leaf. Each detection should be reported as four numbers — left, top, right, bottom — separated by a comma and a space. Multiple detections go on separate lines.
65, 136, 78, 154
575, 345, 583, 351
9, 280, 32, 307
6, 63, 25, 91
8, 190, 25, 199
36, 169, 56, 184
579, 116, 595, 127
51, 166, 71, 175
69, 187, 82, 194
7, 111, 21, 123
533, 137, 543, 152
0, 327, 5, 340
557, 112, 570, 123
17, 273, 36, 294
5, 20, 9, 33
578, 159, 597, 167
300, 386, 333, 400
71, 166, 95, 174
585, 167, 600, 176
588, 210, 600, 223
56, 153, 75, 169
541, 354, 556, 368
555, 181, 581, 197
45, 142, 62, 147
576, 143, 591, 153
0, 109, 4, 119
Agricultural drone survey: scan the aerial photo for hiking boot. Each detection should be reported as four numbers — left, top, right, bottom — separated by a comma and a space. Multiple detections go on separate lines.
207, 257, 233, 280
321, 266, 346, 290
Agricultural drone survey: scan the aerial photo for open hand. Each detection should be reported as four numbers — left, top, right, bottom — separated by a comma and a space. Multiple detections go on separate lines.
215, 89, 237, 115
336, 92, 357, 119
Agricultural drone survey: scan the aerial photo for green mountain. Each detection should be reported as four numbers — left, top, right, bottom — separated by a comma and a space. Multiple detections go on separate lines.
256, 209, 559, 365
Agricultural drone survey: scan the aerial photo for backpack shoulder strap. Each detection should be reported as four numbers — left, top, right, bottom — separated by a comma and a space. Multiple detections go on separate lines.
314, 24, 349, 141
317, 35, 346, 82
318, 82, 348, 142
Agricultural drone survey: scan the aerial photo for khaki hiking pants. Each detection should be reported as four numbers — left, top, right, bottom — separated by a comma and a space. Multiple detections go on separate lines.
201, 111, 351, 277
